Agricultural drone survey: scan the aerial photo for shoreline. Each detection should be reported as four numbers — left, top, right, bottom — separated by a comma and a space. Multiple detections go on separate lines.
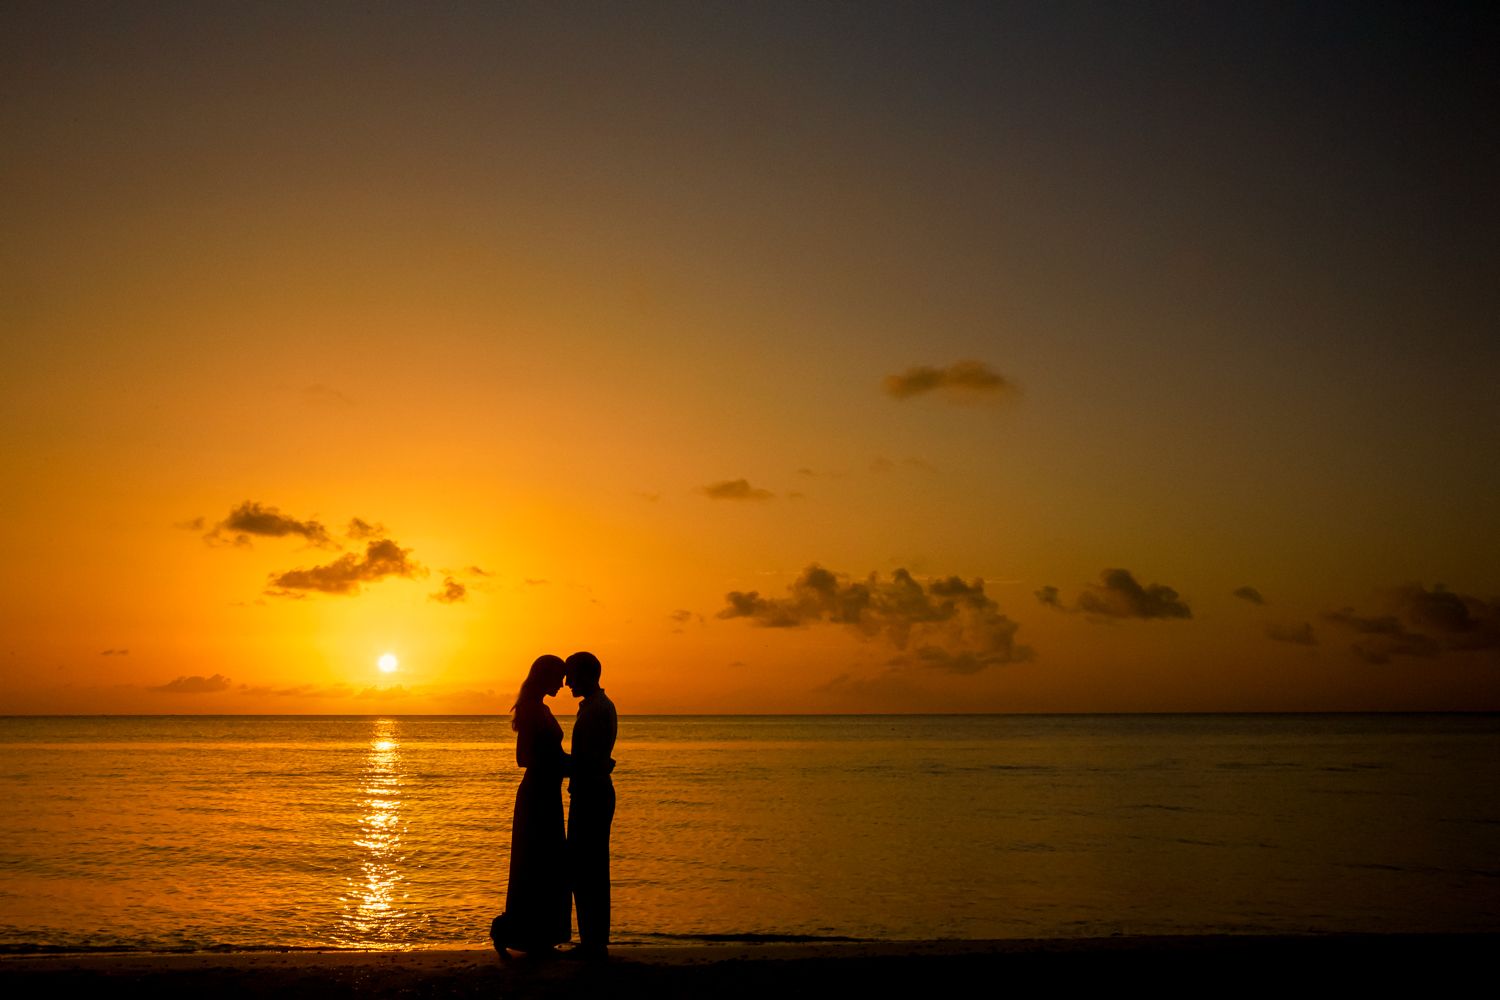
4, 934, 1494, 997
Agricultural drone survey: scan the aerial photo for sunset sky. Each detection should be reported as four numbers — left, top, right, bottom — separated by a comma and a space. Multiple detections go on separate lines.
3, 2, 1496, 714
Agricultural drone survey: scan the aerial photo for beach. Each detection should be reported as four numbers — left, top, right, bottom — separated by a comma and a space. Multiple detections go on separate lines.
4, 935, 1493, 998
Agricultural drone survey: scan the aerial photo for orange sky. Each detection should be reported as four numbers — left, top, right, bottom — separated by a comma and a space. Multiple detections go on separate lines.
3, 4, 1496, 713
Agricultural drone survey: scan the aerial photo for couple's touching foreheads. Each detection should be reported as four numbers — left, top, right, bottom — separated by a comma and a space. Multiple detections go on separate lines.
491, 651, 617, 962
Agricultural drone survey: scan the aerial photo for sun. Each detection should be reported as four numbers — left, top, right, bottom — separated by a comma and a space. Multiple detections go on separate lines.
377, 653, 399, 674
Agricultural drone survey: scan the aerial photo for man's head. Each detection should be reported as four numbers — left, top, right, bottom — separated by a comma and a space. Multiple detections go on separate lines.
564, 651, 602, 698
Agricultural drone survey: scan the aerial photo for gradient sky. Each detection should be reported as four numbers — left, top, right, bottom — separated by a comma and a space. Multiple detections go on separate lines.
3, 2, 1496, 714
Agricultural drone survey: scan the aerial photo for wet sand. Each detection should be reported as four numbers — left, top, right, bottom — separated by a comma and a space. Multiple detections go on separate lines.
3, 935, 1492, 998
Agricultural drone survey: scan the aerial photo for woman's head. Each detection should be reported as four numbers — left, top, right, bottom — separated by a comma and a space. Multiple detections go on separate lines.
511, 654, 566, 729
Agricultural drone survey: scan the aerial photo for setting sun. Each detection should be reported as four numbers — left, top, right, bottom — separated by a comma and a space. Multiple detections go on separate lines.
377, 653, 398, 674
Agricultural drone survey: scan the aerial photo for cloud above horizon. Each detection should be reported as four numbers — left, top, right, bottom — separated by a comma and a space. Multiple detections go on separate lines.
151, 673, 232, 693
205, 501, 332, 548
718, 564, 1031, 673
883, 360, 1016, 402
700, 479, 774, 501
430, 577, 467, 603
1324, 584, 1500, 664
1037, 569, 1192, 620
1233, 586, 1266, 605
267, 538, 422, 596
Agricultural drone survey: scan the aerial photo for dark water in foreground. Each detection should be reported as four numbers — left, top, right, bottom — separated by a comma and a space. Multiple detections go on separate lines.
1, 714, 1497, 952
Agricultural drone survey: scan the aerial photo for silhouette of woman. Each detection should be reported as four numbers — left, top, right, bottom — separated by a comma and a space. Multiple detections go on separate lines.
490, 654, 571, 955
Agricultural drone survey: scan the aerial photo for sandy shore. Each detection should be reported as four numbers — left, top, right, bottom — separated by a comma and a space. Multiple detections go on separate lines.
3, 935, 1493, 997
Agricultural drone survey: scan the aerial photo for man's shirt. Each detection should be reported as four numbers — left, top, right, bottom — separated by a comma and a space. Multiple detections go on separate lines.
570, 688, 617, 784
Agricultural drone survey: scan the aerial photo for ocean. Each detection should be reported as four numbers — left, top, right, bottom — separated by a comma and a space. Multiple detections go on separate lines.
1, 714, 1497, 952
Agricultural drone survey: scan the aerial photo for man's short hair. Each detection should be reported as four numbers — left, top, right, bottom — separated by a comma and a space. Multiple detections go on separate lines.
565, 651, 602, 686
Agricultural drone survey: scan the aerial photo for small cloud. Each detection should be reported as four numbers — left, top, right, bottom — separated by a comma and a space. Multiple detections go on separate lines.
151, 673, 232, 694
267, 538, 423, 596
431, 577, 467, 603
1265, 622, 1317, 646
871, 456, 935, 475
700, 479, 774, 501
1233, 586, 1266, 605
1038, 572, 1190, 619
207, 501, 332, 548
174, 517, 206, 531
788, 491, 806, 500
635, 491, 662, 503
1043, 569, 1192, 620
524, 578, 550, 587
668, 609, 703, 632
100, 648, 129, 656
796, 468, 816, 477
468, 565, 492, 577
883, 360, 1016, 402
346, 517, 384, 540
728, 660, 748, 668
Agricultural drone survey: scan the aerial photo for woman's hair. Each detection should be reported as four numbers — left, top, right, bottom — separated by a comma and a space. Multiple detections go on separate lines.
511, 654, 566, 731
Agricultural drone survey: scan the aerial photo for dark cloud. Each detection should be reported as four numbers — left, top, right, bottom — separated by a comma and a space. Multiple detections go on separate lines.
701, 479, 774, 501
208, 501, 331, 548
151, 673, 232, 694
100, 648, 129, 656
267, 538, 422, 596
718, 564, 1030, 672
468, 566, 492, 577
430, 577, 467, 604
1324, 585, 1500, 663
174, 517, 206, 531
1041, 569, 1192, 620
1265, 622, 1317, 646
1233, 586, 1266, 605
347, 517, 384, 540
669, 609, 703, 632
883, 360, 1015, 401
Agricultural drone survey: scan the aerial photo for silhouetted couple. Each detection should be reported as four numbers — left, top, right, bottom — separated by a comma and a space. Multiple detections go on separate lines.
491, 651, 617, 961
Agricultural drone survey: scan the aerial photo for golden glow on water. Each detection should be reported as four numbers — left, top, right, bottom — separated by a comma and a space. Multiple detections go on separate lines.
342, 718, 408, 946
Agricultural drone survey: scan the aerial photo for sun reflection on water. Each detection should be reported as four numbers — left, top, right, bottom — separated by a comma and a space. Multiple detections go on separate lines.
340, 718, 410, 946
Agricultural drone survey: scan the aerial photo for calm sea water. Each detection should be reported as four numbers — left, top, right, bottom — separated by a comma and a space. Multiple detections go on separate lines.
1, 714, 1497, 952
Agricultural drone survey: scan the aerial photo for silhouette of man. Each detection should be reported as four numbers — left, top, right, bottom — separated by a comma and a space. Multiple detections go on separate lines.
563, 650, 616, 959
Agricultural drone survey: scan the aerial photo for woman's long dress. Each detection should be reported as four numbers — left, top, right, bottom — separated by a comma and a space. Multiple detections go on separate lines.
496, 705, 571, 951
